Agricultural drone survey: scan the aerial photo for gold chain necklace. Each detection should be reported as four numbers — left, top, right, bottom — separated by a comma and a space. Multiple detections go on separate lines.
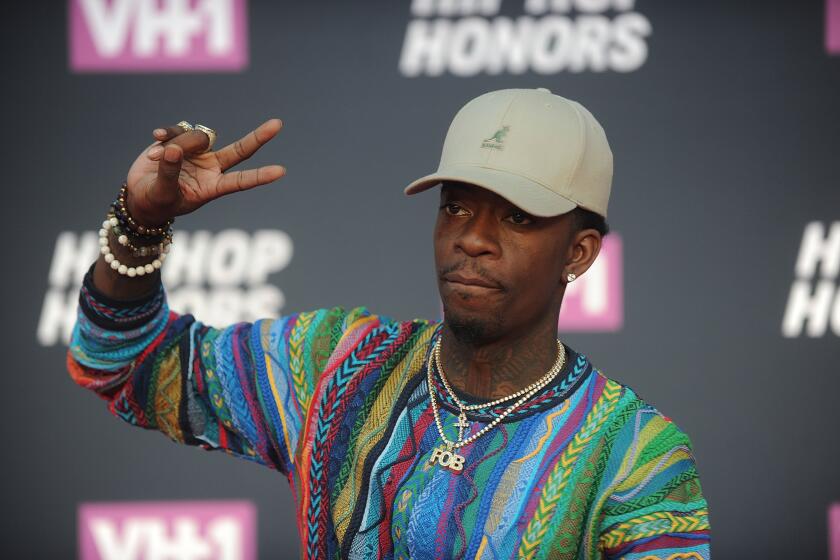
426, 336, 566, 473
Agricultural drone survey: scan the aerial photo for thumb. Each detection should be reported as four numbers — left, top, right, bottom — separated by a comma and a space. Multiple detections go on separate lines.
149, 144, 183, 207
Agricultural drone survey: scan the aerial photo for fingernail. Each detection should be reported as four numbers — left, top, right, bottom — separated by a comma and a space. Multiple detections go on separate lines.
153, 128, 167, 137
148, 146, 163, 158
164, 146, 180, 162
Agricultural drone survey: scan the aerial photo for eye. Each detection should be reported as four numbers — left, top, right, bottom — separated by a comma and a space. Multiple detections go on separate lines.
442, 203, 469, 216
506, 210, 533, 225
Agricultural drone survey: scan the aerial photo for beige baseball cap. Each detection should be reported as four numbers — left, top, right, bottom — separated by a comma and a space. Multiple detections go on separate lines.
405, 88, 613, 218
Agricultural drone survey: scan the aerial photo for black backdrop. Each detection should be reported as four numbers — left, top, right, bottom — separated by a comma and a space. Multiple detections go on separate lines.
2, 1, 839, 558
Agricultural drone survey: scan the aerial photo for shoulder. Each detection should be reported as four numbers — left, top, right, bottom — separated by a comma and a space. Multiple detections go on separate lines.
582, 364, 711, 554
570, 353, 702, 492
578, 360, 705, 508
575, 353, 697, 454
262, 306, 439, 357
330, 306, 439, 343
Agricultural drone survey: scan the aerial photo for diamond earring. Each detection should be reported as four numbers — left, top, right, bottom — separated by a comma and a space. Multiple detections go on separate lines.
566, 273, 577, 282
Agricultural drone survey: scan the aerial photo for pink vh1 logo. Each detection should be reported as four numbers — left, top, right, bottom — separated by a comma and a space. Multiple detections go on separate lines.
78, 501, 256, 559
829, 0, 840, 54
558, 235, 623, 332
69, 0, 249, 72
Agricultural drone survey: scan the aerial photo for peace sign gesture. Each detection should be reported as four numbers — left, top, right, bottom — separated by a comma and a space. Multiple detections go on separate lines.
124, 118, 285, 226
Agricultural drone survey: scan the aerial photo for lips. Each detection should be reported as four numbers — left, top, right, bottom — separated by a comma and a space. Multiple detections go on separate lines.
442, 271, 503, 290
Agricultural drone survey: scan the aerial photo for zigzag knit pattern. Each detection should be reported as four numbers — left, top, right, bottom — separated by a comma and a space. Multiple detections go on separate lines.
67, 269, 711, 559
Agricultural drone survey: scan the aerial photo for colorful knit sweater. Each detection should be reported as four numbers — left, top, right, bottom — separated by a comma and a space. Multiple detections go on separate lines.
67, 265, 711, 559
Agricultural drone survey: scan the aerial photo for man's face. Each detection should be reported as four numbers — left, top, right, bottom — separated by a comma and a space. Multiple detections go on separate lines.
434, 181, 577, 343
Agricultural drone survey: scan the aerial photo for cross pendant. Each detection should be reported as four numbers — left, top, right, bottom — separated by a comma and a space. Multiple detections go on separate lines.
454, 414, 470, 431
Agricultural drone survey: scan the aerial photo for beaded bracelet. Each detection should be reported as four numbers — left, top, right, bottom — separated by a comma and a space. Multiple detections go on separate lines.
111, 202, 172, 243
99, 213, 169, 277
112, 222, 172, 258
113, 182, 174, 238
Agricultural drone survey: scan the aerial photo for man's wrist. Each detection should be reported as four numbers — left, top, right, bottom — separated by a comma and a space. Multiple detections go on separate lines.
81, 261, 165, 331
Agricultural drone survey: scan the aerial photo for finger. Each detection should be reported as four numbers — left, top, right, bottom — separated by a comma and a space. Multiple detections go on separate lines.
148, 144, 184, 205
160, 129, 211, 156
214, 119, 282, 172
214, 165, 286, 199
152, 124, 192, 142
144, 128, 208, 161
146, 142, 165, 161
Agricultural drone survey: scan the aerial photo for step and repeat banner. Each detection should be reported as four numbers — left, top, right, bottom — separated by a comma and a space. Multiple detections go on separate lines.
2, 0, 838, 558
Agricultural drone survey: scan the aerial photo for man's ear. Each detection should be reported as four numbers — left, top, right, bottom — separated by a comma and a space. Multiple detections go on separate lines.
563, 229, 602, 284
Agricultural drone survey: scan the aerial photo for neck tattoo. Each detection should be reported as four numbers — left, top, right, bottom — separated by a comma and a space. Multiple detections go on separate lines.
427, 335, 566, 473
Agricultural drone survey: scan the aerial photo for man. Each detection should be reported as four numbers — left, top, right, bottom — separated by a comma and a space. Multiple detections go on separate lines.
68, 88, 711, 559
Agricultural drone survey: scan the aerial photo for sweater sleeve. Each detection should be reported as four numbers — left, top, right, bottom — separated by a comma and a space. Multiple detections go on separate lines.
66, 263, 378, 475
597, 407, 711, 559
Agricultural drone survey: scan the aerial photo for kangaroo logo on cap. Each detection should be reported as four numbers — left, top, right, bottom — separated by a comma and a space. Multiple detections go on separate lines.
481, 126, 509, 150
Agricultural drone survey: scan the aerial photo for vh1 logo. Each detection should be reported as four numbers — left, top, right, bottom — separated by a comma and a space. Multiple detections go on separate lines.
69, 0, 248, 72
558, 235, 623, 332
78, 501, 256, 560
829, 0, 840, 54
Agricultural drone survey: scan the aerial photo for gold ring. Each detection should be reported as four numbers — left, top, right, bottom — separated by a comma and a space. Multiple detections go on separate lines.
176, 120, 194, 133
194, 124, 217, 152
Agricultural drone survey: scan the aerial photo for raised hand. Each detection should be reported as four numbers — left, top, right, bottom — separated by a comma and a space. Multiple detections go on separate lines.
124, 119, 286, 226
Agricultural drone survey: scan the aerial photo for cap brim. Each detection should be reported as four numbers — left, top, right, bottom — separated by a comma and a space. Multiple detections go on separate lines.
404, 165, 577, 218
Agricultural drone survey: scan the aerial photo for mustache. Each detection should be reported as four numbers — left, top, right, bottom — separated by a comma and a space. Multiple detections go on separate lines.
438, 261, 507, 291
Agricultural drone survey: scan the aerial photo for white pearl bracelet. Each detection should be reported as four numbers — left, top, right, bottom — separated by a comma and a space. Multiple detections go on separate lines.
98, 215, 169, 277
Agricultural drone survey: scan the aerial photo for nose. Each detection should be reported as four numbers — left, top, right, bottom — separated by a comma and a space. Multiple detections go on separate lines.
454, 211, 501, 258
